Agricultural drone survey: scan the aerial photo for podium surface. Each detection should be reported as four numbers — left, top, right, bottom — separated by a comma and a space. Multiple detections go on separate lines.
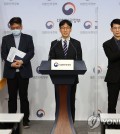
39, 60, 87, 134
39, 60, 86, 75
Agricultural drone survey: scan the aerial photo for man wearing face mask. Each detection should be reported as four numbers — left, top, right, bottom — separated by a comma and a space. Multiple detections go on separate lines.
1, 17, 34, 128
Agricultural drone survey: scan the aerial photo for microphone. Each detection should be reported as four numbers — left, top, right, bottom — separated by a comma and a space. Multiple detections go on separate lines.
69, 41, 78, 60
48, 38, 61, 60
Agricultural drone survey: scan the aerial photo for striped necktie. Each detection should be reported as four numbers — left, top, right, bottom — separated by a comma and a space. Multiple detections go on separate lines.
63, 40, 67, 57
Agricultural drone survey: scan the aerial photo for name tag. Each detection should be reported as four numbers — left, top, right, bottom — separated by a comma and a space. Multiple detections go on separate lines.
51, 60, 74, 70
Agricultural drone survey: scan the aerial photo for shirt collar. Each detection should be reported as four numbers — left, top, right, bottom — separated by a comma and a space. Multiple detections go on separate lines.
13, 33, 21, 39
114, 37, 120, 42
114, 37, 120, 46
61, 37, 70, 42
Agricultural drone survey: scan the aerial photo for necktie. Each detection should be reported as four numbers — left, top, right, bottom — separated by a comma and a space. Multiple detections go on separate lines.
63, 40, 67, 57
117, 40, 120, 49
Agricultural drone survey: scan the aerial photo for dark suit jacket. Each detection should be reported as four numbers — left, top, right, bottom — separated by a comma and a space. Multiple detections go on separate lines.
103, 37, 120, 83
1, 33, 34, 79
49, 37, 83, 84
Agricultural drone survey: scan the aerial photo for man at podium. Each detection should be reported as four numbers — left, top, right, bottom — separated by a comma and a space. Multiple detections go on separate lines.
48, 19, 83, 122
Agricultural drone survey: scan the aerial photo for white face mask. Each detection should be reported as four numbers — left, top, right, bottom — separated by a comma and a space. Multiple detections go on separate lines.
12, 29, 21, 36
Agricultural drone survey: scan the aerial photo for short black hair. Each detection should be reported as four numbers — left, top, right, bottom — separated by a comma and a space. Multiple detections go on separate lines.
8, 17, 22, 28
111, 19, 120, 27
59, 19, 72, 28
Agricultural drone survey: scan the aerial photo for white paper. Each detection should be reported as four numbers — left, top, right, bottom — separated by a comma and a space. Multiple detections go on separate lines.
7, 47, 26, 62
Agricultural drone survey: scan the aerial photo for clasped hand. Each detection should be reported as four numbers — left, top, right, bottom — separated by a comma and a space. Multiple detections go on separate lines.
11, 60, 23, 68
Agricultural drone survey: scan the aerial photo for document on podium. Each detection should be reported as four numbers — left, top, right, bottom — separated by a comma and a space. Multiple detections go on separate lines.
7, 47, 26, 62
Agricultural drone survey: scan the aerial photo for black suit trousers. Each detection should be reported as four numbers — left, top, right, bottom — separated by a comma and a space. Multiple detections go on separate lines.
55, 84, 77, 122
7, 72, 29, 122
107, 82, 120, 113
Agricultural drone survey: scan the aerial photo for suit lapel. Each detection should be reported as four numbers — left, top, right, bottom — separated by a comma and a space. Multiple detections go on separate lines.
18, 33, 23, 50
9, 34, 16, 47
110, 37, 119, 51
58, 40, 65, 57
66, 38, 73, 58
9, 34, 23, 49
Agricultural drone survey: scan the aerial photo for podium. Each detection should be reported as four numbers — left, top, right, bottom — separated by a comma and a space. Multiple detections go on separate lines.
39, 60, 87, 134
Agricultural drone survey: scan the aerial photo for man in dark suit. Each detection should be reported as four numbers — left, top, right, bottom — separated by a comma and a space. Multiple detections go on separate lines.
1, 17, 34, 128
49, 19, 82, 122
103, 19, 120, 113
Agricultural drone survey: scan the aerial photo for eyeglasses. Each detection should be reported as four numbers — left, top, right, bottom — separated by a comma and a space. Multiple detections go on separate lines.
60, 27, 71, 30
112, 27, 120, 30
